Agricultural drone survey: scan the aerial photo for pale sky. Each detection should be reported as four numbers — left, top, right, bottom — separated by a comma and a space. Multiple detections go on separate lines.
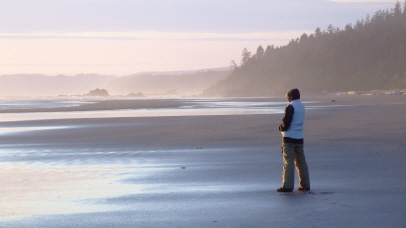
0, 0, 400, 76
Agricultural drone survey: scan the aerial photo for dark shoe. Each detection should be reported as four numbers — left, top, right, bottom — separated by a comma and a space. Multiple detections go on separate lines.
297, 187, 310, 191
277, 187, 293, 192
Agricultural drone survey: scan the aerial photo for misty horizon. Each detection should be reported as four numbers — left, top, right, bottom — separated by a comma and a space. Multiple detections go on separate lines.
0, 68, 231, 97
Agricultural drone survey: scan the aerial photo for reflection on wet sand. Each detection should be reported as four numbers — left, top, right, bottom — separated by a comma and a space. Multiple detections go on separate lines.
0, 126, 71, 135
1, 162, 143, 219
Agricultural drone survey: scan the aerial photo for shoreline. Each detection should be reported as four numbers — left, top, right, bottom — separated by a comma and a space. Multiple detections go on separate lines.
0, 94, 404, 114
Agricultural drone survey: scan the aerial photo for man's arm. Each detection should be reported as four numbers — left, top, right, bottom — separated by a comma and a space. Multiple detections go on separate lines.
279, 105, 294, 132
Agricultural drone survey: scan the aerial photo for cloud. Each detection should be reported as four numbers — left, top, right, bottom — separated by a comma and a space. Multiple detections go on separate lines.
1, 0, 397, 33
0, 31, 309, 42
0, 0, 307, 33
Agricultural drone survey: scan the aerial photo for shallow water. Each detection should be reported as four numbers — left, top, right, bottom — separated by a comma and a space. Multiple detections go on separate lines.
0, 98, 329, 122
0, 97, 96, 110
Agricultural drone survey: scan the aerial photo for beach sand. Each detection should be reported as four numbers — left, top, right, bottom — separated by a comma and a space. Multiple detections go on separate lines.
1, 95, 405, 227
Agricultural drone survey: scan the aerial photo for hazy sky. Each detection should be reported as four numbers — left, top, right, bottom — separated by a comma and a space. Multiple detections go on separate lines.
0, 0, 399, 75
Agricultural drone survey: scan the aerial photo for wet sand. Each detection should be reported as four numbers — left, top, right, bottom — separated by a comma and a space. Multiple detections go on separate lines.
1, 95, 405, 227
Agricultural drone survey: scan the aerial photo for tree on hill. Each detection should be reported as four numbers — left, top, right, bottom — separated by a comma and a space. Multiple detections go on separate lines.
241, 48, 252, 66
255, 45, 265, 59
203, 2, 406, 97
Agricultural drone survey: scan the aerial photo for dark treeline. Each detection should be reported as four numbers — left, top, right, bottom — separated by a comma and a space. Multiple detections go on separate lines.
204, 2, 406, 96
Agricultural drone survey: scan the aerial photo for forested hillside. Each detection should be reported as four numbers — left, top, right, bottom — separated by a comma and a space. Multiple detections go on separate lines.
203, 2, 406, 97
107, 69, 230, 96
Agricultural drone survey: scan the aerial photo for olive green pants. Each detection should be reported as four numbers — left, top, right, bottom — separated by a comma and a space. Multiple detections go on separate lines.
281, 143, 310, 189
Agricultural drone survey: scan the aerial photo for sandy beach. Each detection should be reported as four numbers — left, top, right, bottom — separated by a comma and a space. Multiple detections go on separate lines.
1, 95, 405, 227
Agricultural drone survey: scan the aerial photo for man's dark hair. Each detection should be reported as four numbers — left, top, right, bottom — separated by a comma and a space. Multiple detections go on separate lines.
287, 88, 300, 101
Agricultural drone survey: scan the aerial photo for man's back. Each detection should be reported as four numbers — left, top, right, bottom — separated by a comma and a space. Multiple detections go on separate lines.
282, 99, 305, 139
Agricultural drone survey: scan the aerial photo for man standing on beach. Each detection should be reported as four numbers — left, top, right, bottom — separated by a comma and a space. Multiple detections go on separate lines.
277, 88, 310, 192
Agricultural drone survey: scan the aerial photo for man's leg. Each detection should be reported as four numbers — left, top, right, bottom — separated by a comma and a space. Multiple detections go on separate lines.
281, 143, 295, 189
294, 144, 310, 189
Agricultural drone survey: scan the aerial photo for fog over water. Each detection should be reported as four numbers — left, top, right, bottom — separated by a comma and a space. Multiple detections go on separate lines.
0, 98, 332, 122
0, 98, 280, 121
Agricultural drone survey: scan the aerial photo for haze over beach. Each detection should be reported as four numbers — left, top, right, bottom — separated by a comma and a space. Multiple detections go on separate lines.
1, 1, 406, 228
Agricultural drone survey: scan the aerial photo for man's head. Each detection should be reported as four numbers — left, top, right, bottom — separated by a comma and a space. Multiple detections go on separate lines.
286, 88, 300, 102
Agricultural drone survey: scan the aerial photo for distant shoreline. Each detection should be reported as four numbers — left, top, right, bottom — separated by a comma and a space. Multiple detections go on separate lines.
0, 94, 405, 114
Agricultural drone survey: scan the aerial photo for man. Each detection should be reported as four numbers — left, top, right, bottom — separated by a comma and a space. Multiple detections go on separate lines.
277, 88, 310, 192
